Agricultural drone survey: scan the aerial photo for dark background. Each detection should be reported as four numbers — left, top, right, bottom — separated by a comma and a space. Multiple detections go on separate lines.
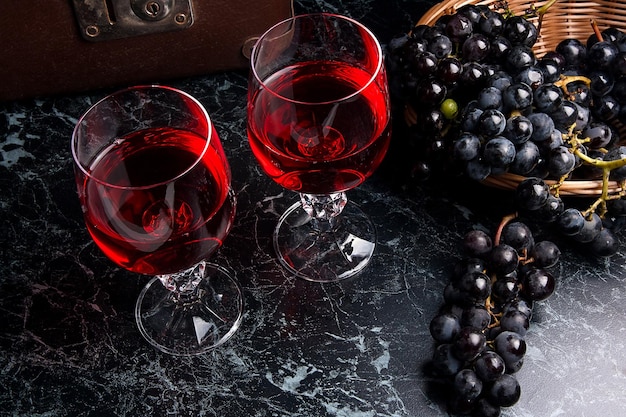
1, 1, 625, 416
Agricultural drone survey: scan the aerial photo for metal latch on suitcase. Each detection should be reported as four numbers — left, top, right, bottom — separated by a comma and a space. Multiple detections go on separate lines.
72, 0, 194, 42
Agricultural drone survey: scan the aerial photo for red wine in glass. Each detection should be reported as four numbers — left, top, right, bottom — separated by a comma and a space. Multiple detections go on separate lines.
248, 61, 391, 194
247, 13, 391, 282
82, 126, 235, 275
72, 85, 243, 355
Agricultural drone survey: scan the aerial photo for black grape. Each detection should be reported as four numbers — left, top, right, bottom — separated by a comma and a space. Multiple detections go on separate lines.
488, 374, 521, 407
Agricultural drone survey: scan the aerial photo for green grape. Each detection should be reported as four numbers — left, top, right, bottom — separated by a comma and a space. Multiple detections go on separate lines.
441, 98, 459, 119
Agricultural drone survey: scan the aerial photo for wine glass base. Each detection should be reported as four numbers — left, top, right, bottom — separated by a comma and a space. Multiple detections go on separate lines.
273, 200, 376, 282
135, 263, 243, 356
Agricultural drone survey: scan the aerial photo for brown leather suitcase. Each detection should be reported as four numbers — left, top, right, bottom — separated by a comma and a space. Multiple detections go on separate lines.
0, 0, 294, 101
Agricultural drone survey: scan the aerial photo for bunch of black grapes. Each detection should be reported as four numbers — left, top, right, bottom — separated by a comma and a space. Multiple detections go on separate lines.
387, 3, 541, 179
429, 221, 558, 416
387, 3, 626, 257
446, 22, 626, 187
453, 24, 626, 258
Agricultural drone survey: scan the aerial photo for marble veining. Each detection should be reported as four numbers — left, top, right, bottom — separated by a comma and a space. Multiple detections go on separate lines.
2, 1, 626, 416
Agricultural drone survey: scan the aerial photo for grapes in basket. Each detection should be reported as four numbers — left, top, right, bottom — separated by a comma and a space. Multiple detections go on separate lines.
386, 0, 626, 258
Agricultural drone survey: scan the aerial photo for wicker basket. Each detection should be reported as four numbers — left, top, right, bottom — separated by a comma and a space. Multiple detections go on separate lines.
414, 0, 626, 196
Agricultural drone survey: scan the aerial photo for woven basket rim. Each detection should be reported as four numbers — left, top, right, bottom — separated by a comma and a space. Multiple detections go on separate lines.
482, 173, 626, 196
418, 0, 626, 26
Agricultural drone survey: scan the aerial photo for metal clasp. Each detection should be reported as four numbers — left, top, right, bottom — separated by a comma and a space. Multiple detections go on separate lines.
72, 0, 194, 42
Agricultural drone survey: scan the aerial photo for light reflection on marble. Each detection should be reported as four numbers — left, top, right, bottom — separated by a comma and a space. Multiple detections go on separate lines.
2, 1, 626, 416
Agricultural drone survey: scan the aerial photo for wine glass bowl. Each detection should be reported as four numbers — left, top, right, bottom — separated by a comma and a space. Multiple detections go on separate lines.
247, 13, 391, 282
72, 85, 243, 355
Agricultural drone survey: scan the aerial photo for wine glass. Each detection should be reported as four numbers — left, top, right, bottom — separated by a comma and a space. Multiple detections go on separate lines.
246, 13, 392, 282
71, 85, 243, 356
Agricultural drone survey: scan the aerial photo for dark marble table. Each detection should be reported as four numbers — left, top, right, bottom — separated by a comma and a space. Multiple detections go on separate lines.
2, 1, 626, 416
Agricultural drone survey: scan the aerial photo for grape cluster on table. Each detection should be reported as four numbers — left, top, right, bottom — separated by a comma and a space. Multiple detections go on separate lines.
386, 2, 626, 415
430, 221, 557, 416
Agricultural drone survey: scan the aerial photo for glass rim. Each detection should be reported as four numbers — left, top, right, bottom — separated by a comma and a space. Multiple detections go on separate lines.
71, 84, 213, 191
249, 13, 384, 106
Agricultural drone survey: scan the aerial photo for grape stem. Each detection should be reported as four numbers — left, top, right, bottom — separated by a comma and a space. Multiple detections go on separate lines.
590, 20, 603, 42
532, 0, 558, 17
494, 212, 518, 246
553, 75, 592, 100
559, 123, 626, 217
522, 0, 558, 32
546, 174, 570, 199
484, 285, 501, 330
572, 149, 626, 172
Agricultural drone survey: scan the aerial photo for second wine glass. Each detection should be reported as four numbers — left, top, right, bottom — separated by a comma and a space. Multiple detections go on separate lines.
247, 13, 392, 282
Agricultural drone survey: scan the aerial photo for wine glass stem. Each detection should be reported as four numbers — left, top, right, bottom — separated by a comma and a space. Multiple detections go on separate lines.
158, 262, 206, 296
300, 192, 347, 232
156, 262, 228, 323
